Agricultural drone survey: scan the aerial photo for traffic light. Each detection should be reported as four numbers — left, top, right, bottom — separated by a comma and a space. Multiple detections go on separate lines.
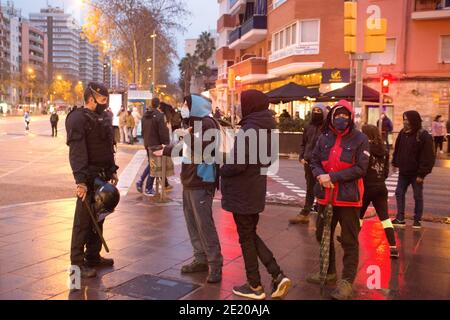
365, 18, 387, 53
228, 68, 235, 90
381, 74, 391, 94
344, 1, 357, 54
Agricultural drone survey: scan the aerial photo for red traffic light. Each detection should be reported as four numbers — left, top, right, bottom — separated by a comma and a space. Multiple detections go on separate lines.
381, 74, 391, 94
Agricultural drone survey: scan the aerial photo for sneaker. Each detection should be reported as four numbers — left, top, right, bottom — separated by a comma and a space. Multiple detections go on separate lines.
289, 214, 310, 225
271, 273, 292, 299
306, 272, 337, 285
232, 283, 266, 300
79, 265, 97, 278
136, 182, 143, 193
392, 218, 406, 228
207, 269, 222, 283
144, 189, 156, 197
181, 260, 209, 274
390, 247, 399, 259
85, 256, 114, 268
330, 279, 353, 300
413, 220, 422, 230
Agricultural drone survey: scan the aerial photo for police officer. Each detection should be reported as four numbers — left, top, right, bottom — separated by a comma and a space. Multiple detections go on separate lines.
66, 82, 119, 278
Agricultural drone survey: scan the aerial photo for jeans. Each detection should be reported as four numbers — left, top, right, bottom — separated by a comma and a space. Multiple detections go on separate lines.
183, 188, 223, 270
233, 213, 281, 287
70, 196, 104, 265
316, 206, 360, 283
395, 175, 424, 221
302, 163, 316, 215
51, 123, 58, 137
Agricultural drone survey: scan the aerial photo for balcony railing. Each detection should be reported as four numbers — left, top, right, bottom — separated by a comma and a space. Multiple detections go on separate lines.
228, 27, 241, 45
241, 15, 267, 36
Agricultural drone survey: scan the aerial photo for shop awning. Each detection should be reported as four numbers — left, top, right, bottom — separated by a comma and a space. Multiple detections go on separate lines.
266, 82, 320, 104
321, 82, 380, 102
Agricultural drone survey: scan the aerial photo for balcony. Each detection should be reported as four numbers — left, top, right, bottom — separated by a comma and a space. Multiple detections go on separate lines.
217, 14, 236, 32
228, 0, 246, 16
228, 15, 267, 50
216, 47, 235, 61
412, 0, 450, 20
228, 57, 270, 83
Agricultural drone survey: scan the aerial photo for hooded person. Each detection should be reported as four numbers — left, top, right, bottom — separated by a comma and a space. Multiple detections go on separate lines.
360, 124, 399, 258
392, 110, 435, 229
154, 94, 223, 284
289, 103, 328, 225
308, 99, 370, 300
220, 90, 292, 300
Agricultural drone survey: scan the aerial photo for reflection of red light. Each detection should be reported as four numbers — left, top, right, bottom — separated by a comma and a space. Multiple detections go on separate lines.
382, 79, 390, 87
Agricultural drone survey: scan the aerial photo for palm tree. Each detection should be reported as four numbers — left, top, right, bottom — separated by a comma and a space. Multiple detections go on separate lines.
194, 32, 216, 91
178, 53, 198, 96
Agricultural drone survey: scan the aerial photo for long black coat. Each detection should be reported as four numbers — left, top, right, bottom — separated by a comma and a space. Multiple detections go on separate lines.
220, 109, 276, 215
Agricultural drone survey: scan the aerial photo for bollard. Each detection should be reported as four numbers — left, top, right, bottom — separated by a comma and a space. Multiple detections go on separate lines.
160, 155, 167, 202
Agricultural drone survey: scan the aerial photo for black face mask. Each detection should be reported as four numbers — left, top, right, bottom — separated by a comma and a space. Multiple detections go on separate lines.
93, 96, 108, 114
311, 112, 323, 125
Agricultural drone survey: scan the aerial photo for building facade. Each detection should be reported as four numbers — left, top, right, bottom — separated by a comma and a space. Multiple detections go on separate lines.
30, 6, 81, 82
79, 33, 94, 86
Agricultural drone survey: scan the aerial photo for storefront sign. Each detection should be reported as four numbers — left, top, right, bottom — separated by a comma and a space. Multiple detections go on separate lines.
322, 69, 350, 83
269, 44, 320, 63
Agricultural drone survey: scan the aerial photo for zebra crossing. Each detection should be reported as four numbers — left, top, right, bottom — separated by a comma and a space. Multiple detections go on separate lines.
268, 171, 399, 199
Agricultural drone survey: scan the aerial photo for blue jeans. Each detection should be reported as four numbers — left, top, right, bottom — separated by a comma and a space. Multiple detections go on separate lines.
395, 175, 424, 221
138, 165, 169, 191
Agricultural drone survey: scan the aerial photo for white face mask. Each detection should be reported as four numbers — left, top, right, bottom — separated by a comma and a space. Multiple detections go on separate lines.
181, 106, 190, 119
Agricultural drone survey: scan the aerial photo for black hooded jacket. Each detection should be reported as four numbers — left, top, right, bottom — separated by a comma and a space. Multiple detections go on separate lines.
221, 90, 276, 215
142, 108, 170, 149
364, 142, 389, 188
392, 111, 435, 178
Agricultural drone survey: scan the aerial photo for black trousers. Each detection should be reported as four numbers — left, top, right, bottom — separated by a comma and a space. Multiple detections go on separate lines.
51, 123, 58, 137
316, 206, 360, 283
70, 196, 104, 266
233, 213, 281, 288
301, 163, 316, 215
434, 136, 444, 153
360, 185, 396, 247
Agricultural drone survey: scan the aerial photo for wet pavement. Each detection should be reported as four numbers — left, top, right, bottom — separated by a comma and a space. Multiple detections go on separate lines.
0, 193, 449, 300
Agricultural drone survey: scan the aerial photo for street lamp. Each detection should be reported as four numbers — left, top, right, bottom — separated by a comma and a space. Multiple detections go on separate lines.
151, 32, 157, 95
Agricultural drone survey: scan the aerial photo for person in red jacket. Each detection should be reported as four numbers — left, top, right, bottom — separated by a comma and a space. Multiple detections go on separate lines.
307, 100, 370, 300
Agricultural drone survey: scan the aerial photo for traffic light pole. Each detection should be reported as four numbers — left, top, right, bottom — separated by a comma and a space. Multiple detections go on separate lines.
351, 53, 370, 127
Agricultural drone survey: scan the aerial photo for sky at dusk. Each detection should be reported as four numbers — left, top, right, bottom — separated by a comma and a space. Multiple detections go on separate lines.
7, 0, 219, 79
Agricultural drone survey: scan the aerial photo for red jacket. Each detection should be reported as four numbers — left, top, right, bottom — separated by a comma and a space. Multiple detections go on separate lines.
310, 101, 370, 207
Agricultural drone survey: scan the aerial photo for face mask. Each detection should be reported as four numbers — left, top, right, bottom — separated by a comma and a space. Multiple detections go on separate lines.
311, 113, 323, 125
93, 96, 108, 114
333, 118, 349, 131
403, 121, 411, 132
181, 106, 190, 119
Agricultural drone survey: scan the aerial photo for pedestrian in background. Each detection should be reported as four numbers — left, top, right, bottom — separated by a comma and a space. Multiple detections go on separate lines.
131, 107, 142, 143
50, 111, 59, 137
309, 100, 370, 300
24, 111, 30, 131
431, 115, 447, 155
118, 107, 128, 144
125, 110, 135, 145
392, 111, 435, 229
221, 90, 292, 300
289, 104, 327, 225
377, 113, 393, 149
360, 124, 398, 258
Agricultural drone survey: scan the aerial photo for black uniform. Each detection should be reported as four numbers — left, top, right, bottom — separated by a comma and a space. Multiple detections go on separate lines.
66, 107, 118, 266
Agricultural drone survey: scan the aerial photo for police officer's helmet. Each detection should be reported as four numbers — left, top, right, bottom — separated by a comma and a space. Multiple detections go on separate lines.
93, 178, 120, 215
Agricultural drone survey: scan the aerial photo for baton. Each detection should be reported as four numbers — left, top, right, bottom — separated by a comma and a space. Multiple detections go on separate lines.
82, 199, 110, 253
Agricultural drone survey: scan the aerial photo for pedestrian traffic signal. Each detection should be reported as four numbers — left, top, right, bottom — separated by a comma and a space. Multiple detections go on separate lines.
365, 18, 387, 53
344, 1, 357, 54
228, 68, 235, 89
381, 74, 391, 94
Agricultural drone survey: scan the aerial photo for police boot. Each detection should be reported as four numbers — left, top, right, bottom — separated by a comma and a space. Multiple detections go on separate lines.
85, 256, 114, 268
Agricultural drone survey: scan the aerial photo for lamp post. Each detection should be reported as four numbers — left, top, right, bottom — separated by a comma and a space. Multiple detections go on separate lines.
150, 32, 156, 95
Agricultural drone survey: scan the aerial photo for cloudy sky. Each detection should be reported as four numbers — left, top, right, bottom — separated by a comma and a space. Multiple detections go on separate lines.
8, 0, 219, 79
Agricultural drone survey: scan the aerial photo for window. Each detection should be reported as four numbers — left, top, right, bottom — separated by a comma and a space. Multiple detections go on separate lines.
368, 39, 397, 65
300, 20, 319, 43
272, 22, 298, 52
441, 36, 450, 62
285, 26, 291, 47
291, 23, 297, 44
273, 0, 287, 9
